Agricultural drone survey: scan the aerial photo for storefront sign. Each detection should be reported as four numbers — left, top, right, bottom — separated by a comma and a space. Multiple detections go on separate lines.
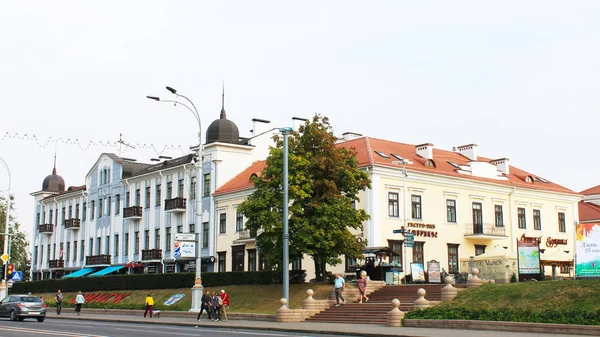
546, 237, 568, 248
174, 233, 196, 241
520, 234, 542, 244
406, 222, 436, 229
575, 223, 600, 278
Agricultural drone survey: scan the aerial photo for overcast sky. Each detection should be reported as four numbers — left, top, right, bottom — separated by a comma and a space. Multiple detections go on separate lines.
1, 1, 599, 237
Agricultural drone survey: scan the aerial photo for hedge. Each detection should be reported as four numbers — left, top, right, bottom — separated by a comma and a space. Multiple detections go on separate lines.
12, 270, 306, 294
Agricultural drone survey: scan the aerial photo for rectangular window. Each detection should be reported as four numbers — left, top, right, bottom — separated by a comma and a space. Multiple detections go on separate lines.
62, 207, 66, 223
114, 234, 119, 257
124, 233, 129, 256
91, 201, 95, 220
73, 241, 77, 261
47, 244, 51, 261
189, 223, 195, 234
177, 225, 183, 234
248, 249, 257, 272
558, 212, 566, 232
75, 204, 80, 219
219, 213, 227, 234
88, 238, 93, 256
36, 213, 40, 226
134, 231, 140, 252
34, 246, 38, 265
518, 208, 526, 229
144, 230, 150, 250
472, 202, 483, 234
107, 196, 112, 215
560, 265, 569, 274
155, 183, 161, 207
218, 252, 226, 272
145, 187, 151, 208
533, 209, 542, 230
115, 194, 120, 215
203, 173, 211, 197
53, 243, 57, 259
190, 177, 196, 200
135, 189, 141, 206
202, 222, 209, 248
178, 179, 184, 198
390, 241, 403, 267
475, 245, 486, 256
98, 198, 103, 218
292, 257, 302, 271
494, 205, 504, 227
447, 244, 459, 273
167, 181, 172, 199
82, 202, 87, 220
68, 205, 72, 219
49, 210, 53, 224
388, 192, 399, 217
446, 199, 456, 223
411, 195, 422, 219
81, 240, 85, 261
236, 211, 244, 231
155, 229, 160, 249
97, 237, 102, 255
66, 242, 70, 261
413, 242, 424, 265
166, 228, 172, 251
105, 235, 109, 255
126, 191, 131, 208
345, 256, 359, 272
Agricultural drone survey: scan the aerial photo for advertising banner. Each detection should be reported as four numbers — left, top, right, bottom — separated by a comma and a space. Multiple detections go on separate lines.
575, 223, 600, 278
517, 241, 541, 275
410, 263, 426, 282
427, 260, 441, 283
174, 241, 196, 259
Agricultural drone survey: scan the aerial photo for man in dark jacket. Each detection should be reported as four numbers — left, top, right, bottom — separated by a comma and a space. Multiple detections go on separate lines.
196, 290, 212, 321
211, 291, 221, 322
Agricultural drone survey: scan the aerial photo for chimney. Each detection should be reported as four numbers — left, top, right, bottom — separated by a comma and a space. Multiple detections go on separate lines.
341, 132, 362, 142
251, 118, 271, 137
415, 143, 434, 159
457, 144, 478, 161
292, 117, 309, 131
490, 158, 510, 175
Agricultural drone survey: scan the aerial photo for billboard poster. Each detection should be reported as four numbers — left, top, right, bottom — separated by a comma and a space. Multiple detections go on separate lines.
410, 263, 426, 282
174, 241, 196, 259
575, 223, 600, 278
517, 241, 541, 275
427, 260, 441, 283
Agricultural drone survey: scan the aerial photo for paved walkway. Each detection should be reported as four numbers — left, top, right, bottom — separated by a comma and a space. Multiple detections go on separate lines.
49, 309, 585, 337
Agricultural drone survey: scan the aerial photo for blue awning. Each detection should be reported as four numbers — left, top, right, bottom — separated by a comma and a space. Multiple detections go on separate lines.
88, 265, 125, 277
62, 268, 98, 278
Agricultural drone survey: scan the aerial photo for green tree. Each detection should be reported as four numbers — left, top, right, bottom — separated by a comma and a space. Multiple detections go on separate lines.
238, 114, 371, 281
0, 196, 31, 281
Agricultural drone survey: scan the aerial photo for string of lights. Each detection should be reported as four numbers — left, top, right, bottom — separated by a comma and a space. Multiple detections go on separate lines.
0, 131, 188, 156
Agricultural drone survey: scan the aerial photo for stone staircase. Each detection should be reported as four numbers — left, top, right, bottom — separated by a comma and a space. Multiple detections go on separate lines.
306, 283, 465, 325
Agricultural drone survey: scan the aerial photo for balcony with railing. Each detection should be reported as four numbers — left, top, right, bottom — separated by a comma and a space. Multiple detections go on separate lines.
86, 254, 111, 266
64, 218, 81, 230
49, 259, 64, 269
142, 249, 163, 261
123, 206, 143, 219
38, 223, 54, 234
164, 197, 186, 213
464, 223, 507, 239
235, 229, 258, 242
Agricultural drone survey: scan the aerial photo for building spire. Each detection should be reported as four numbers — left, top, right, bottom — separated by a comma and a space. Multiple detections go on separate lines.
220, 80, 226, 119
52, 148, 57, 175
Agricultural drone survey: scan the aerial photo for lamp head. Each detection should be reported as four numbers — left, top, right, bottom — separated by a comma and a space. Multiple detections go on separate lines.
146, 96, 160, 101
166, 86, 177, 94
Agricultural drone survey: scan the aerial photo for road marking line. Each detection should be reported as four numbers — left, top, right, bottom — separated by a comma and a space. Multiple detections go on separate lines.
0, 325, 110, 337
115, 328, 201, 336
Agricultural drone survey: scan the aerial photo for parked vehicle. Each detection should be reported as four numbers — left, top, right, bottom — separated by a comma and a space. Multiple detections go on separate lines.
0, 295, 46, 322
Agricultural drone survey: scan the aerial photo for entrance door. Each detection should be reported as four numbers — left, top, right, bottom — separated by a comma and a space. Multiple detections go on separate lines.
472, 202, 483, 234
232, 245, 245, 272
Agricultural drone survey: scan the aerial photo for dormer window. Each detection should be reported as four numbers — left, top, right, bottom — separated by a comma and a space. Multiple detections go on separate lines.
535, 176, 549, 183
249, 173, 258, 182
391, 153, 404, 161
374, 151, 390, 158
525, 175, 534, 183
448, 161, 460, 169
425, 159, 436, 168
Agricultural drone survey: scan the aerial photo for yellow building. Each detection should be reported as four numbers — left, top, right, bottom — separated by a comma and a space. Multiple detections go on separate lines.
213, 135, 581, 282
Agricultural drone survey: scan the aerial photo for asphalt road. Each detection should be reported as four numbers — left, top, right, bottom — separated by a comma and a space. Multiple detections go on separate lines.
0, 317, 361, 337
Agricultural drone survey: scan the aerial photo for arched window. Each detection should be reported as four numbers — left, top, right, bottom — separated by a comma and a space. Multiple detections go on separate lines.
425, 159, 436, 168
525, 175, 534, 183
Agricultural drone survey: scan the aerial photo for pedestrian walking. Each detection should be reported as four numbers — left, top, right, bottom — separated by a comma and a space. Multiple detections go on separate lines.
143, 293, 154, 318
356, 270, 369, 303
220, 289, 229, 322
196, 290, 211, 321
334, 273, 346, 306
75, 291, 85, 315
211, 291, 221, 321
55, 289, 63, 315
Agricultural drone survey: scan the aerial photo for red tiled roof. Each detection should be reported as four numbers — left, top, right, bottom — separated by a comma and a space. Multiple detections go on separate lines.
214, 161, 267, 196
579, 201, 600, 222
214, 136, 579, 196
580, 184, 600, 195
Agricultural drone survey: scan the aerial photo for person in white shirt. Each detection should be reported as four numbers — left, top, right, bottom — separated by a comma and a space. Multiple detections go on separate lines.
75, 291, 85, 315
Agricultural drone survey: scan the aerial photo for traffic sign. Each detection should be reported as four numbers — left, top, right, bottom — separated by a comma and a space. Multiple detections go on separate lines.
0, 254, 8, 263
11, 271, 22, 282
404, 233, 415, 241
6, 280, 13, 288
392, 229, 405, 234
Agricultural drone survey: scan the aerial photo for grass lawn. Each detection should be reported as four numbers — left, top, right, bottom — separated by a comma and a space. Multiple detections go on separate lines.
34, 283, 333, 314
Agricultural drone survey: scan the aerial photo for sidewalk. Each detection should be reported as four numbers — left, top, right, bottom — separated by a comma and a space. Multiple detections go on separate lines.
49, 309, 589, 337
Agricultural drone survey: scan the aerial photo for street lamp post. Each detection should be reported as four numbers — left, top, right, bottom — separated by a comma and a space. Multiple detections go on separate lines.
147, 88, 204, 312
280, 127, 293, 307
393, 159, 412, 284
0, 157, 11, 300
